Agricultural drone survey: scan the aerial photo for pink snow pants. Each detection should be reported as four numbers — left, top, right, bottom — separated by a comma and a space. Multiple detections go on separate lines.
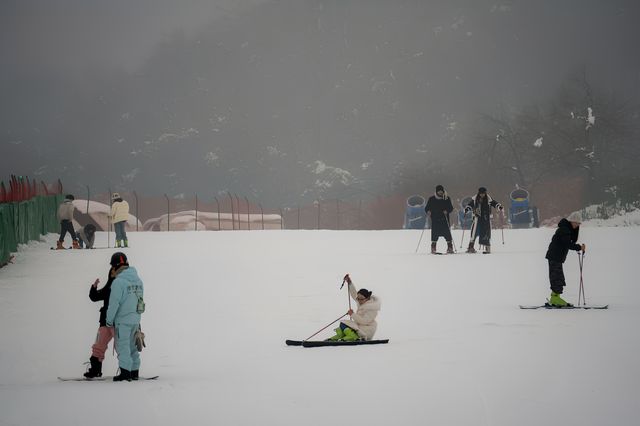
91, 326, 115, 361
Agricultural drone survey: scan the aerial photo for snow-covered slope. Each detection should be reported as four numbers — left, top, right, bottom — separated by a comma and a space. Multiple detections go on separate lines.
0, 227, 638, 426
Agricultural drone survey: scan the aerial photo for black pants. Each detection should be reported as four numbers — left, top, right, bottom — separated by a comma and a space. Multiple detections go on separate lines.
470, 218, 491, 246
548, 260, 565, 294
431, 223, 452, 242
59, 220, 77, 242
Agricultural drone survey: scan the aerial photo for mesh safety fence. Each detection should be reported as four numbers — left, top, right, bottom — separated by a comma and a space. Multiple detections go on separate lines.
0, 195, 63, 264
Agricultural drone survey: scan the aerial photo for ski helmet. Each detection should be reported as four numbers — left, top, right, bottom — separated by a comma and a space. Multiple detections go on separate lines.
110, 252, 128, 268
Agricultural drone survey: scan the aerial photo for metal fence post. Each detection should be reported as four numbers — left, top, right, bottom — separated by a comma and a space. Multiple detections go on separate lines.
227, 192, 235, 230
133, 191, 139, 232
164, 194, 170, 231
245, 196, 250, 230
214, 196, 221, 230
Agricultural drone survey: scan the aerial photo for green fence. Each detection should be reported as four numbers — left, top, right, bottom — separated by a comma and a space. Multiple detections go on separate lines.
0, 195, 64, 265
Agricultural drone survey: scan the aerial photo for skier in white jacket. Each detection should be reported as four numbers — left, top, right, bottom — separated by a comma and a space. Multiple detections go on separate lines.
328, 274, 381, 341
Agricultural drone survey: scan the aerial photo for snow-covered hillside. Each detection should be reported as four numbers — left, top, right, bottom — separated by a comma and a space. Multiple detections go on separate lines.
0, 227, 638, 426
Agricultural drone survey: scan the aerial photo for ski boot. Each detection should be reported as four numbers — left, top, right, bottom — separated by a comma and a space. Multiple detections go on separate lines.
431, 242, 437, 254
72, 240, 80, 249
446, 241, 454, 254
549, 292, 572, 307
56, 240, 65, 250
113, 368, 132, 382
483, 245, 491, 254
466, 242, 476, 253
116, 240, 122, 248
83, 356, 102, 379
124, 240, 129, 248
327, 327, 345, 341
342, 328, 360, 342
131, 370, 139, 381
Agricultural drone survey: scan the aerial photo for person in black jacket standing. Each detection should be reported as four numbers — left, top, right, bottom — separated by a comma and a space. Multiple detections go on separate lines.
465, 187, 503, 254
83, 267, 116, 378
425, 185, 454, 254
545, 212, 586, 307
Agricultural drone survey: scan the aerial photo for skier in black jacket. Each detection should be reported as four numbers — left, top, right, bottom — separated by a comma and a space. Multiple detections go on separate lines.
425, 185, 454, 253
83, 267, 116, 378
545, 212, 586, 307
465, 187, 503, 254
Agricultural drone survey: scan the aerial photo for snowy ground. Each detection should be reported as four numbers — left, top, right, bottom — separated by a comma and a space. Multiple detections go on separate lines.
0, 227, 638, 426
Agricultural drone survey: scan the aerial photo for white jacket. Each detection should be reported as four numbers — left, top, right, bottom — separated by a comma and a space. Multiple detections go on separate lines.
110, 200, 130, 224
57, 200, 75, 221
340, 282, 381, 340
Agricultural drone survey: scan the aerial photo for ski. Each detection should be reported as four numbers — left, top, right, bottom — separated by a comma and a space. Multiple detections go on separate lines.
286, 339, 389, 347
519, 304, 608, 310
58, 375, 159, 381
50, 247, 71, 250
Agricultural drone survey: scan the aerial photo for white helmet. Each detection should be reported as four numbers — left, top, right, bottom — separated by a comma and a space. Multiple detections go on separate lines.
111, 192, 121, 201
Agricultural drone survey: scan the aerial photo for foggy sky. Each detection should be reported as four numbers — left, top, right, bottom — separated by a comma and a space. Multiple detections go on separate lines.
2, 0, 640, 205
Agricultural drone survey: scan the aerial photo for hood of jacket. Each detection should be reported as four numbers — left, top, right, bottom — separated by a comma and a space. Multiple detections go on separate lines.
557, 218, 572, 230
360, 295, 381, 311
115, 266, 140, 284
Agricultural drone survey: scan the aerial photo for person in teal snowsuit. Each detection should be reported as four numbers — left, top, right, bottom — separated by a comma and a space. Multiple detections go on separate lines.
105, 252, 144, 382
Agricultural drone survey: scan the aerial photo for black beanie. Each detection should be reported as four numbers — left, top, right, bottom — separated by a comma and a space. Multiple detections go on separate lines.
357, 289, 373, 299
478, 187, 487, 194
436, 185, 444, 193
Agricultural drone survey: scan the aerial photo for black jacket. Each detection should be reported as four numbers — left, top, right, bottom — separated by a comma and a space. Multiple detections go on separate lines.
467, 194, 500, 223
89, 269, 115, 326
545, 218, 581, 263
425, 194, 454, 228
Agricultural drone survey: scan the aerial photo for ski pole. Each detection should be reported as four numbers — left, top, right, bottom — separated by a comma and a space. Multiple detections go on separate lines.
460, 213, 467, 249
340, 275, 351, 312
577, 251, 586, 306
500, 210, 505, 245
304, 313, 349, 341
415, 224, 427, 253
444, 214, 457, 253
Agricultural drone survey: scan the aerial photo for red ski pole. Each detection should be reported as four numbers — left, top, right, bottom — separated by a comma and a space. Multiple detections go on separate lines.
341, 274, 352, 312
304, 313, 349, 341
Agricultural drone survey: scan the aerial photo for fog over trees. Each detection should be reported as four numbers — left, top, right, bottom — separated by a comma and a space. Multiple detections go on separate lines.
2, 0, 640, 210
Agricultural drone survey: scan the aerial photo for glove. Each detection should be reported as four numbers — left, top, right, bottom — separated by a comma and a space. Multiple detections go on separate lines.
496, 203, 504, 211
343, 274, 352, 285
464, 206, 472, 214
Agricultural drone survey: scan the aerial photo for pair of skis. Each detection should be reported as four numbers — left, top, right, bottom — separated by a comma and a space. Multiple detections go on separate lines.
58, 375, 158, 382
519, 303, 608, 310
286, 339, 389, 347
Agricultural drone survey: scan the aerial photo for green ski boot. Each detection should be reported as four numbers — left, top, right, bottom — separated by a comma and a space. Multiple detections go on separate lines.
549, 291, 569, 307
327, 328, 345, 341
124, 240, 129, 248
342, 328, 360, 342
116, 240, 121, 248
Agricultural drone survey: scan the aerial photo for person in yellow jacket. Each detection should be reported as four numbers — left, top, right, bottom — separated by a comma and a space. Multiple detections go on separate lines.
110, 193, 130, 248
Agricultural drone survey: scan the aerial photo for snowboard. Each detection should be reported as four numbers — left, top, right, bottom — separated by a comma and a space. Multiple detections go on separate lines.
58, 375, 159, 382
286, 339, 389, 347
519, 303, 608, 310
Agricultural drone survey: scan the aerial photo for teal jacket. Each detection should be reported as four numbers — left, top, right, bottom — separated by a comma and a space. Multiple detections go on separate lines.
106, 267, 144, 326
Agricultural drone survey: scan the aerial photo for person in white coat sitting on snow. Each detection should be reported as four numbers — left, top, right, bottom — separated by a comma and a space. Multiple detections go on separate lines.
328, 274, 381, 341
